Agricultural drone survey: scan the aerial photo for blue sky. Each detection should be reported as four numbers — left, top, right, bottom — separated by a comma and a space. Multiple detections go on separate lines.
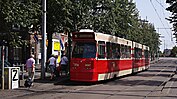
133, 0, 176, 52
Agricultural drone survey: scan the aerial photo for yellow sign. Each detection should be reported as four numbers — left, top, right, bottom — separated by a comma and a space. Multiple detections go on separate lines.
54, 42, 60, 51
46, 39, 48, 46
58, 55, 61, 63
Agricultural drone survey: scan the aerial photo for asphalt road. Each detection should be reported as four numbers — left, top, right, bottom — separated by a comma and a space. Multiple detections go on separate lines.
1, 57, 177, 99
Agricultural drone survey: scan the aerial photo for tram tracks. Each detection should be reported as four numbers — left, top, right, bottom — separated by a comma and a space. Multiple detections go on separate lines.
143, 61, 177, 98
143, 72, 175, 99
23, 59, 176, 98
114, 64, 176, 98
98, 65, 175, 99
47, 67, 174, 99
49, 60, 175, 92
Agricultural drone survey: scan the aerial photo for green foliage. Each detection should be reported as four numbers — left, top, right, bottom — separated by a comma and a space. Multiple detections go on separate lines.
170, 46, 177, 57
0, 0, 41, 46
166, 0, 177, 41
47, 0, 73, 33
0, 0, 160, 55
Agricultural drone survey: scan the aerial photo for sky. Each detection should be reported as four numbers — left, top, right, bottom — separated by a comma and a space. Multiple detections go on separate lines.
133, 0, 176, 52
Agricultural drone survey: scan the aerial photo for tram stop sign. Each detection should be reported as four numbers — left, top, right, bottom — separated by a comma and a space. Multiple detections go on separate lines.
4, 67, 20, 89
11, 68, 19, 89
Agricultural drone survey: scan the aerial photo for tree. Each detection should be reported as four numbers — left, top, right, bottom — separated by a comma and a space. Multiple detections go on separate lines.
45, 0, 160, 57
166, 0, 177, 40
0, 0, 41, 46
0, 0, 160, 58
170, 46, 177, 57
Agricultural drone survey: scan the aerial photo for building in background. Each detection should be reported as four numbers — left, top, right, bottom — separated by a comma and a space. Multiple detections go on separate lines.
33, 32, 68, 65
0, 30, 68, 66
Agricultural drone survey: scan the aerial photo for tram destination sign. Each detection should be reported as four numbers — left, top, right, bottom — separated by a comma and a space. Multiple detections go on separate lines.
73, 32, 95, 40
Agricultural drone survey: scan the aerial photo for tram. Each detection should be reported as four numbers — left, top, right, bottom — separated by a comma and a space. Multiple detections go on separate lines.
70, 29, 150, 82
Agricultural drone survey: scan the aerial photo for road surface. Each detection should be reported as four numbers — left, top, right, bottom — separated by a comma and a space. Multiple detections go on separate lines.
1, 57, 177, 99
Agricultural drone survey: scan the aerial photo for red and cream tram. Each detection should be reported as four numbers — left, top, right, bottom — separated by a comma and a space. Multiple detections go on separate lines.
70, 29, 150, 82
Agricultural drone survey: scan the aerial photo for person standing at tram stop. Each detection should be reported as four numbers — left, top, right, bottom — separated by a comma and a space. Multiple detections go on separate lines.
60, 53, 69, 76
55, 55, 60, 77
25, 55, 35, 82
48, 54, 56, 80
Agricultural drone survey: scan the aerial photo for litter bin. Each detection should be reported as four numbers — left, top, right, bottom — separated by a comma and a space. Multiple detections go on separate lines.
4, 67, 20, 89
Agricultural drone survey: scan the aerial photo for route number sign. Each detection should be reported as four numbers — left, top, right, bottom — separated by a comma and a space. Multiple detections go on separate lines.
11, 68, 19, 89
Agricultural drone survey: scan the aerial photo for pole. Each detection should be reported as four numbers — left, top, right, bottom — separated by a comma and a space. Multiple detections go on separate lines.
68, 31, 71, 76
35, 42, 39, 64
1, 46, 5, 89
164, 40, 165, 57
41, 0, 46, 79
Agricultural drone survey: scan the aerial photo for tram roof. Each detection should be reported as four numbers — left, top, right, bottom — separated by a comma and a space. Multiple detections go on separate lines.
95, 32, 132, 46
79, 29, 94, 32
76, 30, 148, 48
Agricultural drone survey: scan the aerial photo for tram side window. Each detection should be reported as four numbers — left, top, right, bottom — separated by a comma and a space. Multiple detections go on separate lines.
113, 44, 120, 59
106, 42, 112, 59
112, 43, 115, 59
139, 49, 142, 58
120, 45, 126, 58
144, 50, 149, 58
126, 46, 131, 58
134, 48, 142, 58
134, 48, 138, 58
98, 41, 105, 59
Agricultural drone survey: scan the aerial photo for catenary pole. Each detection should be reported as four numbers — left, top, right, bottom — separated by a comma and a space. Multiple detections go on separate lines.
1, 46, 5, 89
41, 0, 46, 79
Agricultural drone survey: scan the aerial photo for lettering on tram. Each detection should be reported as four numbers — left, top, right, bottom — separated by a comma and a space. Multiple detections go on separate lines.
70, 29, 150, 82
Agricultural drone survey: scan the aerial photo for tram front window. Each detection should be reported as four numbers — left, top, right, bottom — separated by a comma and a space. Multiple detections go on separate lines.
72, 42, 96, 58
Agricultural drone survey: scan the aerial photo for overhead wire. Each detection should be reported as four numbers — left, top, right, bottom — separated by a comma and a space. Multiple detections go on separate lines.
155, 0, 166, 9
150, 0, 170, 36
155, 0, 172, 30
150, 0, 175, 45
155, 0, 175, 44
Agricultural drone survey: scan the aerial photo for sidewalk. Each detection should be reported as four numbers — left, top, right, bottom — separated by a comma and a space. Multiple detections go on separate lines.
1, 71, 70, 89
33, 71, 70, 84
31, 72, 70, 91
0, 71, 70, 99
